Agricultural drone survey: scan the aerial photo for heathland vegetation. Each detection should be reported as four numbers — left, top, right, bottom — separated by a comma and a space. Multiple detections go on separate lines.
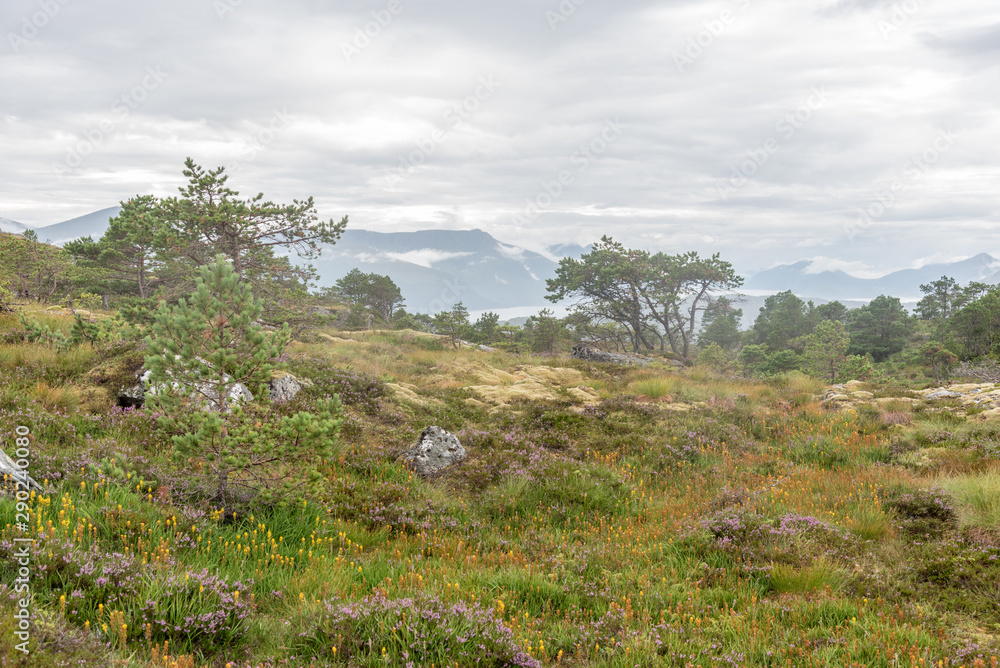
1, 161, 999, 666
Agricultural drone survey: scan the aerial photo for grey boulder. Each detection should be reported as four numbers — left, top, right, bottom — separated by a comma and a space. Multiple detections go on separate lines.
927, 390, 963, 399
401, 426, 466, 476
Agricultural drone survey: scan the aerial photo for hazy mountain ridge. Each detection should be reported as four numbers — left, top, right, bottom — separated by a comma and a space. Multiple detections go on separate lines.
746, 253, 1000, 301
8, 207, 1000, 315
311, 229, 558, 313
0, 217, 28, 234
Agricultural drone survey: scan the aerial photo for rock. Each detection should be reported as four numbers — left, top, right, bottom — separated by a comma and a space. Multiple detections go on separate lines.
844, 380, 864, 388
851, 391, 875, 400
0, 449, 41, 492
268, 372, 306, 402
824, 394, 850, 403
926, 390, 963, 399
401, 426, 466, 476
311, 307, 334, 316
118, 363, 255, 412
570, 344, 653, 367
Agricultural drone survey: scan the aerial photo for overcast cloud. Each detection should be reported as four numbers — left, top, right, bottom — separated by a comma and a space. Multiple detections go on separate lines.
2, 0, 998, 275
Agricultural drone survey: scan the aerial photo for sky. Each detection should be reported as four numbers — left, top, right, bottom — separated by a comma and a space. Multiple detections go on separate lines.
2, 0, 998, 276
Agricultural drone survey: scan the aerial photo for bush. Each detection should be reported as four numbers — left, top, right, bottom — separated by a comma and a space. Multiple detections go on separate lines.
696, 342, 731, 372
295, 593, 541, 667
286, 357, 388, 414
884, 487, 958, 537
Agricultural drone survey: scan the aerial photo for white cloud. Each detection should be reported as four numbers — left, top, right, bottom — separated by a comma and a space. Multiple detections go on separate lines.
384, 249, 473, 268
495, 243, 525, 260
803, 257, 885, 278
0, 0, 997, 274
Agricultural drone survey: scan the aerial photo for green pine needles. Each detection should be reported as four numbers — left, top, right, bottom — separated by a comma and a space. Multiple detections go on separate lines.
145, 255, 343, 508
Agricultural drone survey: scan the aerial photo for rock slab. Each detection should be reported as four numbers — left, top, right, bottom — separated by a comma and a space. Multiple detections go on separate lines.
570, 344, 656, 367
926, 390, 962, 399
268, 373, 304, 403
402, 426, 466, 476
118, 366, 307, 410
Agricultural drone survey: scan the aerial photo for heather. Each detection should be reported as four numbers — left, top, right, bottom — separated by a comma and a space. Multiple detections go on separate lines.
0, 323, 999, 667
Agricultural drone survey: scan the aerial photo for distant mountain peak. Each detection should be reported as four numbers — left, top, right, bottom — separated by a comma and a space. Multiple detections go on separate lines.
747, 253, 1000, 301
0, 217, 27, 234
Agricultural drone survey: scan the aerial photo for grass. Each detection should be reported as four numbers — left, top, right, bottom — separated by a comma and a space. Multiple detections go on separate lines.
626, 375, 677, 399
936, 470, 1000, 528
0, 312, 999, 666
768, 558, 849, 594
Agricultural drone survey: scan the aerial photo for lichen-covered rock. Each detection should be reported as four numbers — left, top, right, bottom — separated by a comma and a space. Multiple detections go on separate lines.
851, 391, 875, 400
570, 344, 654, 367
268, 372, 306, 402
401, 426, 466, 476
120, 365, 254, 412
117, 382, 146, 408
926, 390, 963, 399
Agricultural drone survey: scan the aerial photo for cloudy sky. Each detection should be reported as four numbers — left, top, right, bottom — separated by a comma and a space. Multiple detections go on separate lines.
2, 0, 998, 275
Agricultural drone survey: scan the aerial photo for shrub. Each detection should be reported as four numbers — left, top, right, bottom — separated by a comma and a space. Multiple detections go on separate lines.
696, 342, 731, 373
286, 357, 387, 414
884, 487, 958, 537
881, 410, 912, 426
296, 593, 541, 667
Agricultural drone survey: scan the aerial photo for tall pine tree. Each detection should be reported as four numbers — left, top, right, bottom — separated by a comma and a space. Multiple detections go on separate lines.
146, 255, 341, 507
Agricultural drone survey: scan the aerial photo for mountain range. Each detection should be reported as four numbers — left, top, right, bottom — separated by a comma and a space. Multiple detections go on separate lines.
4, 207, 999, 315
308, 229, 559, 313
746, 254, 1000, 301
1, 208, 564, 313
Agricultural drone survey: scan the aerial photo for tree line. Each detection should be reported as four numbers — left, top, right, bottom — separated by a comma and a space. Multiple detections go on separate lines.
1, 159, 347, 329
5, 159, 1000, 384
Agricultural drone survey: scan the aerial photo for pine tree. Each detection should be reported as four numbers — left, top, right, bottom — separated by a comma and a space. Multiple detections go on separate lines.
64, 195, 164, 298
433, 302, 470, 349
146, 255, 289, 412
803, 320, 849, 382
145, 255, 341, 507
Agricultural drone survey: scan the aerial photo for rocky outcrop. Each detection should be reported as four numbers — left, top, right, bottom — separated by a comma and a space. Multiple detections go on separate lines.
268, 371, 311, 403
401, 426, 466, 476
138, 368, 253, 412
117, 365, 308, 410
820, 381, 1000, 421
925, 389, 962, 399
570, 344, 657, 367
